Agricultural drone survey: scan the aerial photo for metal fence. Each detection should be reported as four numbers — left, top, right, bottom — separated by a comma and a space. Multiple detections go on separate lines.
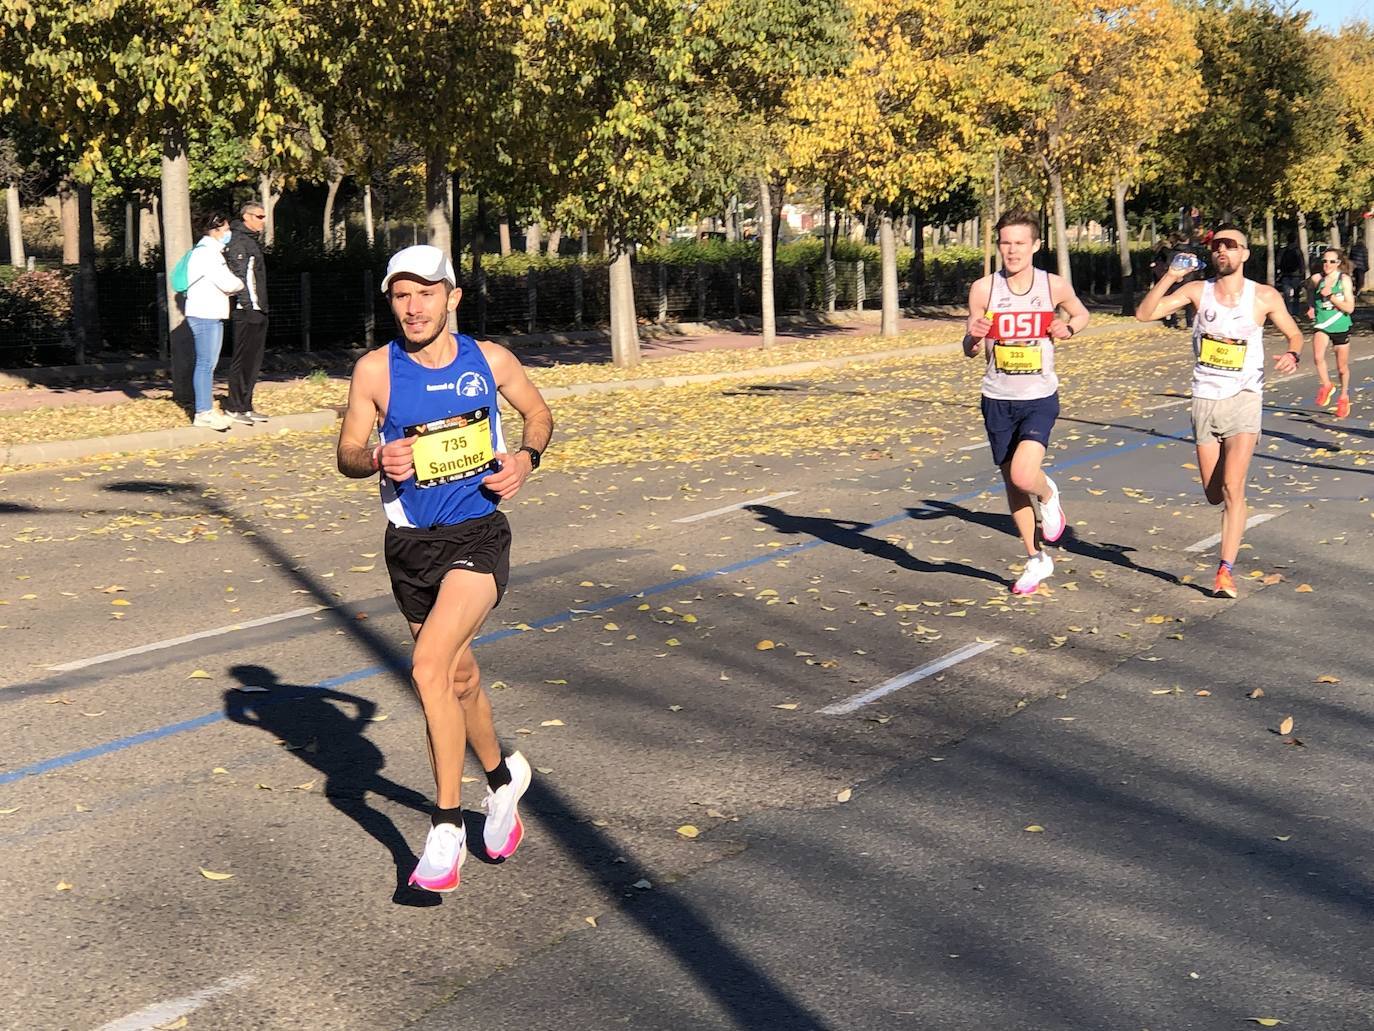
0, 248, 1176, 369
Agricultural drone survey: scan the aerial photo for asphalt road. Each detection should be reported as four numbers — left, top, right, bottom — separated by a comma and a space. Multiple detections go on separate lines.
1, 323, 1371, 1030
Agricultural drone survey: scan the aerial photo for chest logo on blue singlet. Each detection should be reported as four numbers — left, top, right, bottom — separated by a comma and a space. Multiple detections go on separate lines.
456, 371, 488, 398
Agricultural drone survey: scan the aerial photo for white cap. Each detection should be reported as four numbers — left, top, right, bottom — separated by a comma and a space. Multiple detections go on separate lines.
381, 245, 456, 293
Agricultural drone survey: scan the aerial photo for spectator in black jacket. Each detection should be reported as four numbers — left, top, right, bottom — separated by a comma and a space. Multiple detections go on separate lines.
1277, 234, 1305, 316
224, 202, 270, 424
1349, 237, 1368, 294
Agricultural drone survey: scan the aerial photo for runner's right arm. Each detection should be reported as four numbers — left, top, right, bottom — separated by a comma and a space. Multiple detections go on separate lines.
336, 349, 415, 481
1135, 270, 1201, 322
963, 277, 992, 357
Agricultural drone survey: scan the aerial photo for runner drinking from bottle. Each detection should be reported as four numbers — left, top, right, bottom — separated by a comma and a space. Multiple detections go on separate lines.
1308, 246, 1356, 419
963, 211, 1091, 595
1134, 224, 1304, 599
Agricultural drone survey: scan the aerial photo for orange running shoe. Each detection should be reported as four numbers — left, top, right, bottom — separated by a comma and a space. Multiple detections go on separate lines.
1316, 383, 1335, 407
1336, 395, 1350, 419
1213, 566, 1238, 599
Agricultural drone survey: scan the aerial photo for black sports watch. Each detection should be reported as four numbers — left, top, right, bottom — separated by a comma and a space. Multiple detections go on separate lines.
518, 445, 542, 470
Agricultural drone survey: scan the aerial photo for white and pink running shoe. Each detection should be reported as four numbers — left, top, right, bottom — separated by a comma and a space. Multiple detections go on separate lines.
1011, 551, 1054, 595
409, 822, 466, 893
1039, 476, 1066, 543
482, 751, 532, 859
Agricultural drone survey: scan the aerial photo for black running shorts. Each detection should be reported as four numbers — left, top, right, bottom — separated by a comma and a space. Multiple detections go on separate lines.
383, 511, 511, 624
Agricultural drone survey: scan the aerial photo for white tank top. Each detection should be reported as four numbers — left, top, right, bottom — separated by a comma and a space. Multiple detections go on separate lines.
980, 268, 1058, 401
1191, 279, 1264, 399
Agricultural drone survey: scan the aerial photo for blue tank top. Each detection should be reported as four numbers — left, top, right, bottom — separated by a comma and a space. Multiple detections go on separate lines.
378, 334, 505, 528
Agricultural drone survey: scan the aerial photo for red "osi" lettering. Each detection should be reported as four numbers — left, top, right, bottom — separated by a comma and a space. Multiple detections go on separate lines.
988, 311, 1052, 340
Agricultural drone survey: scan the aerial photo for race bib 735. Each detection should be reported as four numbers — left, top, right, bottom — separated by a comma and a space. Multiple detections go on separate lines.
405, 408, 498, 488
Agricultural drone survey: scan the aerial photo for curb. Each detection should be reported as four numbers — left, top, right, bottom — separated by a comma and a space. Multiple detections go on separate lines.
0, 409, 337, 468
0, 321, 1146, 471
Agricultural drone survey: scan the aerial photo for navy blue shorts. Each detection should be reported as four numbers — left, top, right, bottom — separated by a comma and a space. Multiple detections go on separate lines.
981, 393, 1060, 466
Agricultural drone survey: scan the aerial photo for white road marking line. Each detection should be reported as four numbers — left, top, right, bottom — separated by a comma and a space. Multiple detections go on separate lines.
1139, 397, 1192, 413
95, 973, 255, 1031
958, 441, 990, 451
48, 607, 326, 672
673, 491, 799, 523
818, 640, 999, 715
1183, 511, 1285, 553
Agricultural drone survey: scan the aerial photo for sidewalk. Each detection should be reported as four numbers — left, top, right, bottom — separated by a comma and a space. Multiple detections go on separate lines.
0, 313, 975, 467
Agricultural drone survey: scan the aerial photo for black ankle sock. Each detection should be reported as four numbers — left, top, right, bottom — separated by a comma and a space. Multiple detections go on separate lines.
486, 758, 512, 791
431, 805, 463, 828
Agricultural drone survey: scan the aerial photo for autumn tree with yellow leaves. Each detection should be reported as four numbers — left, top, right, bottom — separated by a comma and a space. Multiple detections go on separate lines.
786, 0, 1012, 336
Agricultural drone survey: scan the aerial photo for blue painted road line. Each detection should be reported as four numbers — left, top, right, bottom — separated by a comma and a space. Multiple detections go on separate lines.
0, 403, 1215, 787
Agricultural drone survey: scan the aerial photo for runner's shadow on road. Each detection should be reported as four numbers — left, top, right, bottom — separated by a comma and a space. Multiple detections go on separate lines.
910, 500, 1203, 594
745, 504, 1005, 586
223, 663, 453, 908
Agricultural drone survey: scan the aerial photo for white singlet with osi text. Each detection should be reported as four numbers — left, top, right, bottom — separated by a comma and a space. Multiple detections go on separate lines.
1191, 279, 1264, 400
980, 268, 1058, 402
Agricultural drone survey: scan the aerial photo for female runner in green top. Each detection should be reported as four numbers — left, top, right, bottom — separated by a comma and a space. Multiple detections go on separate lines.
1307, 246, 1356, 418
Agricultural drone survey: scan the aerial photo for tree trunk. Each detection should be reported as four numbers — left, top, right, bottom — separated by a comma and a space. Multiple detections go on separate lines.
609, 244, 639, 368
1365, 215, 1374, 294
822, 185, 835, 312
161, 136, 193, 324
498, 209, 512, 255
1113, 179, 1133, 314
138, 196, 160, 265
260, 173, 279, 247
1047, 164, 1072, 288
545, 228, 562, 256
909, 213, 925, 296
124, 200, 135, 262
162, 130, 194, 401
525, 222, 542, 254
879, 212, 898, 337
322, 172, 343, 252
59, 181, 79, 264
1329, 220, 1341, 248
758, 175, 776, 347
473, 192, 489, 335
363, 184, 375, 247
1297, 211, 1309, 270
1264, 210, 1276, 286
424, 152, 451, 260
73, 182, 101, 361
6, 183, 24, 267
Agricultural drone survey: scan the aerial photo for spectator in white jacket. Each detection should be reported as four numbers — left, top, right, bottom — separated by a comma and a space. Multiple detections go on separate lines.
184, 212, 245, 430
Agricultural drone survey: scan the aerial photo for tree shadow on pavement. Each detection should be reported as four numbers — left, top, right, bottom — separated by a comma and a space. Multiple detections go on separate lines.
99, 479, 833, 1029
745, 503, 1006, 587
909, 500, 1200, 594
222, 664, 443, 908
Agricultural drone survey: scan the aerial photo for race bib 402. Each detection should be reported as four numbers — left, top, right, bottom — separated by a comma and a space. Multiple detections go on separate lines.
1197, 335, 1246, 372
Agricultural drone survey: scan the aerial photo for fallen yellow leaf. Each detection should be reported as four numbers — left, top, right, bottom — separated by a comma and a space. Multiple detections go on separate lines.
541, 719, 565, 727
1278, 716, 1295, 736
585, 916, 598, 927
187, 669, 213, 680
773, 702, 799, 710
1295, 584, 1313, 593
1247, 688, 1265, 700
1315, 675, 1340, 684
756, 639, 776, 651
836, 788, 852, 803
1247, 1020, 1283, 1028
670, 564, 687, 572
676, 824, 699, 838
110, 598, 131, 607
154, 1018, 188, 1030
198, 868, 234, 881
55, 881, 73, 891
348, 564, 376, 573
603, 622, 619, 631
1024, 825, 1045, 833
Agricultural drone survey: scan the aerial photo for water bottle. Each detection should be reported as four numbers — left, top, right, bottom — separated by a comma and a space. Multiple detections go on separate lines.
1170, 251, 1202, 274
